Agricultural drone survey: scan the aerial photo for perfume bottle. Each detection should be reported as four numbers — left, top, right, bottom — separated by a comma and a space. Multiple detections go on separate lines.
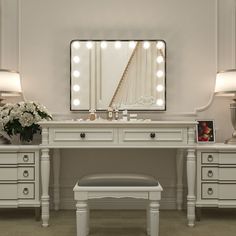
107, 107, 113, 120
89, 109, 96, 121
114, 108, 119, 120
122, 109, 128, 121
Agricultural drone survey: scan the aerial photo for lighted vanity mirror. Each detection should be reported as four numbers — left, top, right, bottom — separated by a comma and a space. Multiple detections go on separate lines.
70, 40, 166, 111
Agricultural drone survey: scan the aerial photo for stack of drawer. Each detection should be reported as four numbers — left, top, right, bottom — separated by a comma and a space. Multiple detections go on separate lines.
197, 150, 236, 209
0, 147, 40, 209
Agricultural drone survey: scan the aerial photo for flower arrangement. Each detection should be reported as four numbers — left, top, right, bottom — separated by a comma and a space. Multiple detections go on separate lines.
0, 101, 52, 142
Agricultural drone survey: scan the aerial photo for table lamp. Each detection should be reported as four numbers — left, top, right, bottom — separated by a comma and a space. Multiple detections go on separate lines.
0, 69, 22, 106
215, 69, 236, 144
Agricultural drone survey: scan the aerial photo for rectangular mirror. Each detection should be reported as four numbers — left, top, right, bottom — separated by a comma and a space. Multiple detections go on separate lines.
70, 40, 166, 111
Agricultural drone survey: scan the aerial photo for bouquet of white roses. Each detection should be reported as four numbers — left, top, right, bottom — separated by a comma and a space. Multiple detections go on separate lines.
0, 101, 52, 142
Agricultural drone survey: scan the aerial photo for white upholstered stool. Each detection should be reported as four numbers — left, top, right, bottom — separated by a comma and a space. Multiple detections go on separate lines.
73, 173, 163, 236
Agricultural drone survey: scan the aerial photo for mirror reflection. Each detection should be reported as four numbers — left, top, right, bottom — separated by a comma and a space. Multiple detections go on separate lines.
70, 40, 166, 111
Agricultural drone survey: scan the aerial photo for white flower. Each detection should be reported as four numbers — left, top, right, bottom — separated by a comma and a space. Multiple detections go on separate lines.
0, 101, 52, 140
19, 112, 35, 127
2, 116, 10, 126
25, 102, 35, 113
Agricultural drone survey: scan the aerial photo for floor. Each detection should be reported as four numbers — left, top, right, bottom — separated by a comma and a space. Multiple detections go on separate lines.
0, 209, 236, 236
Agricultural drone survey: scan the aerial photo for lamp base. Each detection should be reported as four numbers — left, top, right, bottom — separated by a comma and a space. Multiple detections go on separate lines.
224, 137, 236, 144
224, 130, 236, 144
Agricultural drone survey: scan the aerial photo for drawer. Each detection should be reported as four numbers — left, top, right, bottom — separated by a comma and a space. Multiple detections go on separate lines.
202, 152, 236, 165
18, 153, 35, 164
119, 128, 186, 145
49, 128, 117, 146
202, 183, 236, 200
18, 167, 35, 180
0, 153, 17, 164
202, 183, 218, 199
201, 153, 218, 164
219, 153, 236, 165
0, 167, 17, 180
218, 167, 236, 181
0, 184, 17, 199
18, 183, 35, 199
202, 167, 218, 180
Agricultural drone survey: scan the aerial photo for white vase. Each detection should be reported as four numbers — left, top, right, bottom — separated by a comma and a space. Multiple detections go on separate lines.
9, 134, 32, 145
10, 134, 21, 145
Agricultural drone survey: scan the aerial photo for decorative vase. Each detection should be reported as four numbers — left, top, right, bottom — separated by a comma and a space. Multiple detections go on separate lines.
10, 134, 32, 145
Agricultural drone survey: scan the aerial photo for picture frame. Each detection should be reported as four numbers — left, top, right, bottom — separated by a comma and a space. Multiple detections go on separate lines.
196, 120, 215, 143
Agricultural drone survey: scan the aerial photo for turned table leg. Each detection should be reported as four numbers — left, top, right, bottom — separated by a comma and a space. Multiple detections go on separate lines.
41, 148, 50, 227
186, 148, 196, 227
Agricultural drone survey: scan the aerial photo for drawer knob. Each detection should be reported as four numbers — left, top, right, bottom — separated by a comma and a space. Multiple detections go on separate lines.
23, 155, 29, 162
23, 188, 29, 195
207, 170, 213, 177
23, 170, 29, 177
207, 187, 213, 195
207, 155, 213, 162
150, 132, 156, 138
80, 133, 86, 139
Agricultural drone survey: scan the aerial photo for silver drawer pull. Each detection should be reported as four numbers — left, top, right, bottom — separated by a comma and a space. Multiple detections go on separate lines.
23, 170, 29, 177
23, 188, 29, 195
23, 155, 29, 162
150, 132, 156, 138
207, 188, 213, 195
207, 170, 213, 177
207, 155, 213, 162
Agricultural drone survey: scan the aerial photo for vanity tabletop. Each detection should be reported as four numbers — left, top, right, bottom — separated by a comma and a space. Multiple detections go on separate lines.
38, 119, 198, 128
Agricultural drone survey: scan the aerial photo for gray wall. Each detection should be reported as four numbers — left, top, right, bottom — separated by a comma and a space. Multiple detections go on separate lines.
1, 0, 236, 209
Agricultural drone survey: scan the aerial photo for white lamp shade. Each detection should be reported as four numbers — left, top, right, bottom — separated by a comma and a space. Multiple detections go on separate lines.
215, 69, 236, 95
0, 70, 22, 94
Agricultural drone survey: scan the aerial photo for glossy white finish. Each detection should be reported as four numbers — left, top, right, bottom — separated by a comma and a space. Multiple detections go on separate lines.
41, 148, 50, 227
74, 183, 162, 236
186, 148, 196, 227
196, 144, 236, 209
39, 120, 197, 227
0, 146, 40, 209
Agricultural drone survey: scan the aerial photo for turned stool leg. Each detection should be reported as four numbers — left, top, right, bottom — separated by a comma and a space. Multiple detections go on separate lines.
76, 201, 88, 236
146, 203, 150, 235
150, 201, 160, 236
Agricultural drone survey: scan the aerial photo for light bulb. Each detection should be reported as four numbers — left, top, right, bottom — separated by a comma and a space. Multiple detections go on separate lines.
72, 41, 80, 49
86, 41, 93, 49
143, 41, 150, 49
129, 41, 136, 49
156, 41, 165, 49
73, 99, 80, 106
115, 41, 121, 49
156, 70, 164, 78
73, 70, 80, 78
73, 84, 80, 92
156, 99, 164, 106
156, 85, 164, 92
156, 55, 164, 64
73, 56, 80, 64
101, 41, 107, 49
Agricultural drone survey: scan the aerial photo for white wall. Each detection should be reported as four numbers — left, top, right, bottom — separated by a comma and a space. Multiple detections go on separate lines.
1, 0, 236, 209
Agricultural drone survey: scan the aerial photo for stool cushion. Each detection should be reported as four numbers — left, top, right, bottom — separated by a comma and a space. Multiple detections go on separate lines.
78, 173, 159, 186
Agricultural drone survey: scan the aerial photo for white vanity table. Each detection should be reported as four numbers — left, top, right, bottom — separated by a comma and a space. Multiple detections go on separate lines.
39, 120, 197, 227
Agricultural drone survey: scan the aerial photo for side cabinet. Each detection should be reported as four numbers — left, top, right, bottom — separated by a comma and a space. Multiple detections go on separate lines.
0, 146, 40, 218
196, 149, 236, 219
